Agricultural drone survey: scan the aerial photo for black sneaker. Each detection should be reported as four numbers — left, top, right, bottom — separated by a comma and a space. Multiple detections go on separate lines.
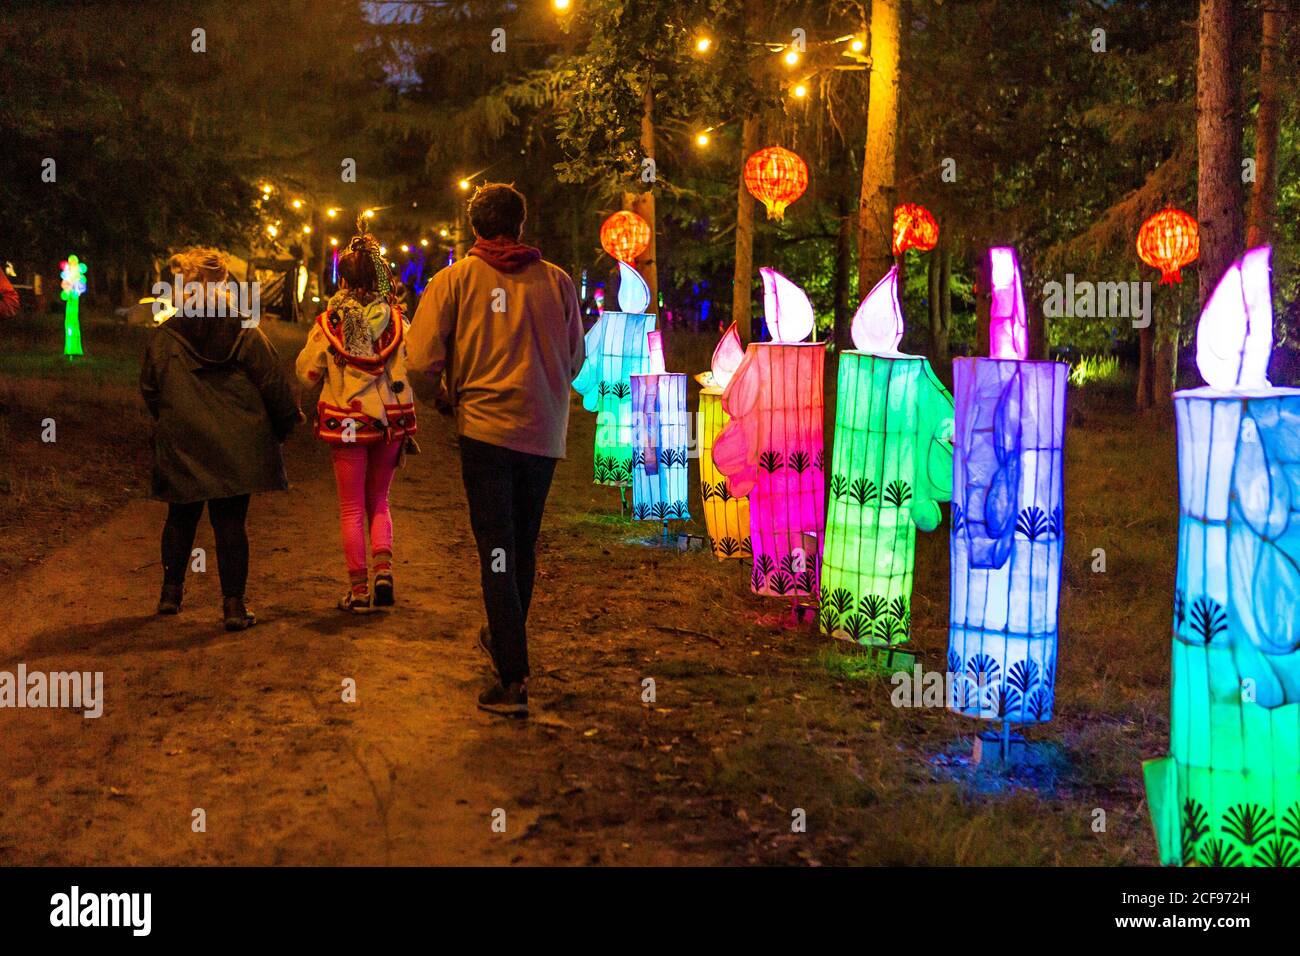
477, 681, 528, 718
477, 626, 499, 678
373, 572, 395, 607
157, 583, 183, 615
223, 596, 256, 631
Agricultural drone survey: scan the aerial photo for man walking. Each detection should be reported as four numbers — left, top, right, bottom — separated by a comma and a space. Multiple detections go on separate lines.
407, 183, 585, 718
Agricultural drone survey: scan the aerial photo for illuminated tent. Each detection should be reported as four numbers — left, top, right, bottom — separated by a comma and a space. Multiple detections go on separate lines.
947, 248, 1067, 724
819, 267, 954, 646
1145, 246, 1300, 867
572, 262, 656, 486
696, 322, 751, 559
714, 268, 825, 597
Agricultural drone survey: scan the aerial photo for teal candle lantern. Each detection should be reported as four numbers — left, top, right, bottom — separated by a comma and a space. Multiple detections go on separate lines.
572, 261, 656, 486
819, 267, 954, 646
1145, 246, 1300, 867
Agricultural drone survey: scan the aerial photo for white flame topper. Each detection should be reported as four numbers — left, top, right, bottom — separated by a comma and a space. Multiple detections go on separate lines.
851, 265, 904, 353
1196, 246, 1273, 391
760, 267, 815, 343
617, 260, 651, 314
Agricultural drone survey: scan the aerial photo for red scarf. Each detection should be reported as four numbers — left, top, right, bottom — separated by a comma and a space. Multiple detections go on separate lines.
468, 236, 543, 273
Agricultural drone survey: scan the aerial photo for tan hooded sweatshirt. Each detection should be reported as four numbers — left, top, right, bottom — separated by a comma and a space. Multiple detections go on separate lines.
407, 255, 584, 459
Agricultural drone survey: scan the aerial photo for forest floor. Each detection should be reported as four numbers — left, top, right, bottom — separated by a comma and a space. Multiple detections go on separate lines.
0, 312, 1174, 865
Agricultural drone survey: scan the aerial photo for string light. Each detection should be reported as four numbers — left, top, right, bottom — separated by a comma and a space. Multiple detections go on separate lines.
291, 199, 302, 209
792, 84, 808, 98
379, 245, 387, 255
302, 225, 312, 234
458, 179, 471, 191
695, 36, 711, 53
783, 49, 800, 66
266, 225, 278, 238
363, 209, 375, 219
400, 244, 410, 253
553, 0, 570, 10
440, 228, 450, 238
329, 237, 339, 247
327, 208, 338, 218
420, 239, 429, 247
850, 37, 865, 52
695, 132, 710, 147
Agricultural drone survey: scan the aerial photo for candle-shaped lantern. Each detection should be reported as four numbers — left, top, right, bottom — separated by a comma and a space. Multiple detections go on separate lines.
1144, 246, 1300, 867
572, 261, 657, 487
696, 322, 752, 559
820, 267, 954, 649
630, 332, 690, 523
948, 248, 1067, 728
714, 268, 825, 598
61, 255, 87, 358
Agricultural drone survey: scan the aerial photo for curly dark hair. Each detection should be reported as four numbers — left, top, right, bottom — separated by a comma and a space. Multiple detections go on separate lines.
337, 235, 380, 292
468, 182, 527, 240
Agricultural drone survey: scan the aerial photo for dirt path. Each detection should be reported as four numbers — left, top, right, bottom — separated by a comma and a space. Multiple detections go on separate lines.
0, 401, 740, 865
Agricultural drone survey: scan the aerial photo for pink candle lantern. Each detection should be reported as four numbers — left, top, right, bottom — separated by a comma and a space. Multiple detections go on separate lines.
713, 268, 825, 598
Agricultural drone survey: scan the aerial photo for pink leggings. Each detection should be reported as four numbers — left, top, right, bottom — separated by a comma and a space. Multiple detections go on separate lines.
330, 439, 402, 577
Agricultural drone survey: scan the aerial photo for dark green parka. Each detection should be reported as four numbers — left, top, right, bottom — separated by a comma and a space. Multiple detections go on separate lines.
140, 315, 299, 503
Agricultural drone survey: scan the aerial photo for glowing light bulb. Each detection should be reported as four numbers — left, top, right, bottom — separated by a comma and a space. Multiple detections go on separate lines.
400, 244, 409, 253
851, 38, 865, 52
439, 228, 449, 238
784, 50, 800, 66
363, 209, 375, 219
302, 225, 312, 234
266, 225, 278, 238
793, 84, 808, 98
695, 36, 711, 53
553, 0, 570, 10
330, 238, 339, 247
420, 239, 429, 247
291, 199, 302, 209
379, 245, 387, 256
695, 132, 710, 147
327, 208, 338, 218
458, 179, 471, 191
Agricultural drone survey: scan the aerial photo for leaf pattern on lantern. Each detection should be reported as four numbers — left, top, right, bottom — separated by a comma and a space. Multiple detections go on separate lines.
843, 613, 870, 643
759, 450, 784, 473
1173, 591, 1186, 631
966, 653, 1001, 683
1026, 688, 1052, 721
1223, 804, 1275, 846
1182, 799, 1210, 861
780, 552, 805, 577
850, 478, 879, 506
1281, 804, 1300, 843
1189, 596, 1228, 644
947, 649, 962, 677
632, 502, 649, 521
631, 449, 645, 470
825, 588, 855, 617
875, 616, 908, 646
830, 474, 849, 500
859, 594, 888, 621
611, 382, 630, 400
884, 480, 912, 508
1048, 505, 1063, 538
951, 502, 965, 534
889, 596, 910, 627
787, 450, 811, 474
1255, 838, 1299, 868
1015, 506, 1050, 541
814, 449, 825, 471
1007, 659, 1039, 695
715, 536, 742, 557
818, 604, 838, 635
796, 569, 817, 594
769, 572, 795, 595
597, 381, 611, 399
1199, 838, 1244, 868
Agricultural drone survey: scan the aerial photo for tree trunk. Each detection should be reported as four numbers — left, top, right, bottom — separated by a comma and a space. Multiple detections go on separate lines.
625, 85, 658, 316
1246, 3, 1286, 248
929, 247, 951, 362
857, 0, 900, 299
1196, 0, 1245, 308
1137, 323, 1155, 410
733, 115, 759, 341
833, 188, 853, 350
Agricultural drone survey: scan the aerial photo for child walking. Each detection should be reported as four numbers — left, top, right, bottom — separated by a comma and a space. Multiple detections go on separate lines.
297, 232, 416, 613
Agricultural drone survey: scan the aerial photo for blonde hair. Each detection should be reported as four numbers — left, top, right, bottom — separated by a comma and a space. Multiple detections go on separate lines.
168, 247, 228, 285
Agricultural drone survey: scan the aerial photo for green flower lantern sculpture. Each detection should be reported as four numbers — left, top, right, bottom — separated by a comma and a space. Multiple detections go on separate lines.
572, 261, 656, 487
1145, 246, 1300, 867
819, 267, 954, 652
696, 322, 751, 559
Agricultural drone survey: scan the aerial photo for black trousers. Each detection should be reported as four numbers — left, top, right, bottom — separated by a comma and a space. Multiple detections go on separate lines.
458, 436, 558, 686
161, 495, 252, 598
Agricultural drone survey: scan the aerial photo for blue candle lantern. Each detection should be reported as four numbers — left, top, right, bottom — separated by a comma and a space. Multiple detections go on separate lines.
572, 261, 656, 486
948, 248, 1068, 725
1145, 246, 1300, 867
630, 367, 691, 523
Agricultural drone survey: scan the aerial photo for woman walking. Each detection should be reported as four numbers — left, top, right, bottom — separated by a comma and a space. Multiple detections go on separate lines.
141, 248, 299, 630
297, 232, 416, 613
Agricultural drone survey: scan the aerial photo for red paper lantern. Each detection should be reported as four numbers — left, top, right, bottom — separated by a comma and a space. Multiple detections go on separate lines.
892, 203, 939, 256
743, 146, 808, 221
1137, 208, 1200, 284
600, 211, 651, 264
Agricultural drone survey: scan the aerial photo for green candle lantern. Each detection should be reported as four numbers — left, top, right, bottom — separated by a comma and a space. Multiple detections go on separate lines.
60, 255, 87, 358
819, 267, 954, 647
